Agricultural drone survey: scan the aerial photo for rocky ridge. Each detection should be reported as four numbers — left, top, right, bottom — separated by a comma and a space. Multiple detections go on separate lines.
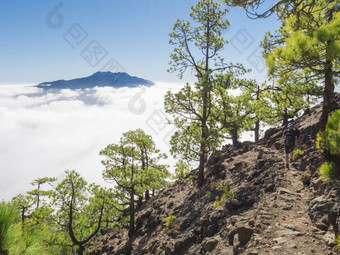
90, 94, 340, 255
37, 72, 154, 90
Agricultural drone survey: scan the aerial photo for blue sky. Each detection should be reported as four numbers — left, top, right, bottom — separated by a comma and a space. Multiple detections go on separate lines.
0, 0, 280, 84
0, 0, 282, 200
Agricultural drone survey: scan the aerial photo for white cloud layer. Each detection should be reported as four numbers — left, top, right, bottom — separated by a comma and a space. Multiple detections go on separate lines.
0, 82, 185, 201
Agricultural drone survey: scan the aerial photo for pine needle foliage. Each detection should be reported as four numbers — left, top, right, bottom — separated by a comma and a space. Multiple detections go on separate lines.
0, 203, 17, 254
317, 110, 340, 181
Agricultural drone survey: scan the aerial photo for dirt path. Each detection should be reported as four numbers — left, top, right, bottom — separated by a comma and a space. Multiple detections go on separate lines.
247, 148, 332, 255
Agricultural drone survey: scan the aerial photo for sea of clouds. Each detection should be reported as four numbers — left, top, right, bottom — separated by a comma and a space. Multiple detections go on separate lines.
0, 82, 185, 201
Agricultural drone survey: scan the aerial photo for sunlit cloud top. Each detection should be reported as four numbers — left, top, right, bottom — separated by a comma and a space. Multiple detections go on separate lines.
0, 82, 184, 201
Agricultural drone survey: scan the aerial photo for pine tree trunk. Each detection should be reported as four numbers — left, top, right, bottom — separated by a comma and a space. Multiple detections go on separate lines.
320, 59, 334, 131
197, 13, 212, 188
197, 150, 205, 187
232, 128, 239, 146
137, 196, 142, 207
37, 183, 40, 208
198, 85, 208, 187
320, 9, 335, 131
198, 100, 208, 187
128, 189, 135, 238
254, 120, 260, 143
21, 210, 25, 231
282, 108, 289, 126
145, 190, 150, 201
77, 245, 84, 255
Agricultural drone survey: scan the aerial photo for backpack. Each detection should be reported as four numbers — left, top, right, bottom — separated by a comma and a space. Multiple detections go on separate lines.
284, 129, 295, 147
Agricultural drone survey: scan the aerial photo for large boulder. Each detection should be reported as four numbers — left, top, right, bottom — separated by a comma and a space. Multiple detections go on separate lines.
237, 226, 254, 245
309, 186, 340, 231
201, 236, 221, 252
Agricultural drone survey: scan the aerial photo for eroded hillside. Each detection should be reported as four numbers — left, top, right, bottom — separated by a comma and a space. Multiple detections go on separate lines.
90, 94, 340, 255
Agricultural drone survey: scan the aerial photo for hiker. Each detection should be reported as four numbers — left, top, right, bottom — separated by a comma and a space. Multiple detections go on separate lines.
282, 122, 300, 168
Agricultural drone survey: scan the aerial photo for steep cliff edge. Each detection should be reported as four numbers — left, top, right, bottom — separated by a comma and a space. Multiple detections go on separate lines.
90, 94, 340, 255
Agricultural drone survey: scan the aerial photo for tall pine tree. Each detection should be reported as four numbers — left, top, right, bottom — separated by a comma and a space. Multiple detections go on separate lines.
263, 0, 340, 130
166, 0, 237, 186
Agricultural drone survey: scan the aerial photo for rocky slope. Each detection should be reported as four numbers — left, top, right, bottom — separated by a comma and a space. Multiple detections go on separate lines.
90, 94, 340, 255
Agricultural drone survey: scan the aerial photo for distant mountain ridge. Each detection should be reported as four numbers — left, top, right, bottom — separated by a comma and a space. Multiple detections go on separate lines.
37, 72, 154, 89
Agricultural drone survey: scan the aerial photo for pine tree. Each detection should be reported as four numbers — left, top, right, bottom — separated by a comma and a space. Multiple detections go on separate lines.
50, 170, 106, 255
236, 80, 273, 142
27, 177, 56, 209
166, 0, 234, 186
262, 78, 322, 126
263, 0, 340, 130
212, 72, 255, 145
122, 129, 169, 201
100, 129, 169, 237
11, 194, 34, 230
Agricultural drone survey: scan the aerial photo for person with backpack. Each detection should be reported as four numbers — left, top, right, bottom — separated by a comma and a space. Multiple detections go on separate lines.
282, 122, 300, 168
